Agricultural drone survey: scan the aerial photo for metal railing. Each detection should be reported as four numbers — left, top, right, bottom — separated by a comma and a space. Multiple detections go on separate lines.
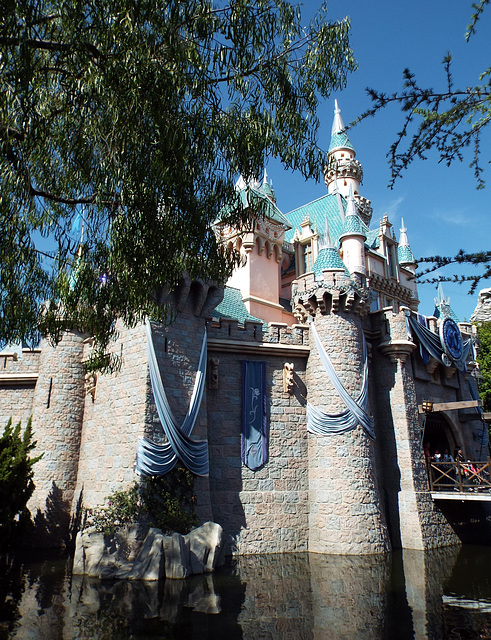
429, 459, 491, 492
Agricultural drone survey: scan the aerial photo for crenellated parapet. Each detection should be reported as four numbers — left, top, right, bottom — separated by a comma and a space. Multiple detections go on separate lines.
291, 269, 369, 322
206, 316, 310, 356
157, 273, 224, 318
324, 155, 363, 188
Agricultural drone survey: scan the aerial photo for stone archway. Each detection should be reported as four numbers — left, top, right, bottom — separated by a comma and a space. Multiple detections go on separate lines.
423, 411, 458, 459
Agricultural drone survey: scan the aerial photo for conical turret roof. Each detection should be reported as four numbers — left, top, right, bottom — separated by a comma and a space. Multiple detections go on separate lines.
339, 185, 366, 240
397, 218, 416, 265
313, 247, 349, 279
328, 100, 355, 154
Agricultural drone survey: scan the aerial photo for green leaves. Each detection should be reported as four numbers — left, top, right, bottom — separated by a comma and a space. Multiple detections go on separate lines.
0, 418, 43, 550
477, 322, 491, 412
0, 0, 356, 364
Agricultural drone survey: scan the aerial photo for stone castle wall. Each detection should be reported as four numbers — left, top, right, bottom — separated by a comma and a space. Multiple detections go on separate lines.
0, 286, 483, 553
206, 318, 310, 554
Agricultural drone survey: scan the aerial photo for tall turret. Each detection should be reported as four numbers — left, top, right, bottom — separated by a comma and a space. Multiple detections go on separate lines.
339, 185, 367, 283
218, 174, 292, 323
324, 101, 372, 226
291, 236, 390, 555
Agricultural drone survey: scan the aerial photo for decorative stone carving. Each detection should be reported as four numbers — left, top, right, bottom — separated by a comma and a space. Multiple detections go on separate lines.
208, 357, 219, 389
85, 372, 97, 400
283, 362, 294, 394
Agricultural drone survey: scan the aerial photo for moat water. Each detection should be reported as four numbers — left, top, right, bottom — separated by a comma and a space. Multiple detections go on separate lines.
1, 545, 491, 639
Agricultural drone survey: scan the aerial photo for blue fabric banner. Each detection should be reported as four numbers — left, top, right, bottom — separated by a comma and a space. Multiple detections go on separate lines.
241, 361, 268, 471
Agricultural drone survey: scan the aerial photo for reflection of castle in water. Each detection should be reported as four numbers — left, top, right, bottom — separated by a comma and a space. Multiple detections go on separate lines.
7, 547, 491, 639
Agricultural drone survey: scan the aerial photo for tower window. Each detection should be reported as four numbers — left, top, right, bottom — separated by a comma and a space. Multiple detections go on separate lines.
303, 242, 313, 273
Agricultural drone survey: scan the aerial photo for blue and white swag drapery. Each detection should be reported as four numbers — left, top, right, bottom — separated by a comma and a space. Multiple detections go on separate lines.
307, 321, 375, 439
405, 312, 471, 373
241, 361, 268, 471
136, 320, 209, 477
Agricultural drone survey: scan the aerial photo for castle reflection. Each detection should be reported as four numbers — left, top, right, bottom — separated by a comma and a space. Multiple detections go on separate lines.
2, 545, 491, 639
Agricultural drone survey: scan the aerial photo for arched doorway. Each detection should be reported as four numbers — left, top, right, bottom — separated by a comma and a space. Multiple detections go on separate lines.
423, 412, 456, 459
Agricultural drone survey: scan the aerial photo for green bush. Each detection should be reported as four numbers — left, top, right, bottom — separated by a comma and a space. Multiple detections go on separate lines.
0, 418, 43, 550
89, 466, 197, 536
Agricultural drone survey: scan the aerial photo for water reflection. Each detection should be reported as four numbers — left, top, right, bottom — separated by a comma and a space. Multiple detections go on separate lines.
2, 546, 491, 639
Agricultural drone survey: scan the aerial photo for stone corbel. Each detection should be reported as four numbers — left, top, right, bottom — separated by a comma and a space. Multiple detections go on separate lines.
378, 339, 416, 364
426, 357, 440, 375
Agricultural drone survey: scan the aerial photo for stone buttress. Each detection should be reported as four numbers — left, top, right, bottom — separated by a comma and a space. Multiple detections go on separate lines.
293, 269, 390, 554
371, 308, 460, 549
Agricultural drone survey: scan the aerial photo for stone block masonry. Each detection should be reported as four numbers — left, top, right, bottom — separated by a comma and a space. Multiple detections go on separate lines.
1, 277, 483, 553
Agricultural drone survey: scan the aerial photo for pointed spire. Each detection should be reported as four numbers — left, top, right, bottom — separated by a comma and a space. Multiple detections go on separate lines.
260, 167, 276, 202
433, 283, 460, 322
318, 216, 334, 250
339, 185, 366, 240
397, 217, 416, 265
328, 101, 355, 154
331, 99, 345, 135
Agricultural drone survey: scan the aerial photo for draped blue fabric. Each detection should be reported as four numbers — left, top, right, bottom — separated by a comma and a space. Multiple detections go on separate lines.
307, 321, 375, 439
406, 312, 471, 372
417, 313, 431, 364
136, 320, 209, 477
241, 361, 268, 470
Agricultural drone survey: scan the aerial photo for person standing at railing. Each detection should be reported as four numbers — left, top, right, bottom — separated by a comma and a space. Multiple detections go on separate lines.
442, 449, 454, 463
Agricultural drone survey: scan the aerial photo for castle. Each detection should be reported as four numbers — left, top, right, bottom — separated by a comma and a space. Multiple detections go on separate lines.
1, 102, 487, 554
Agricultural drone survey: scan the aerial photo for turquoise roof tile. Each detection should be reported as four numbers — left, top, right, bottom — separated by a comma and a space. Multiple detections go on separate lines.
366, 229, 380, 249
212, 287, 265, 325
398, 244, 416, 265
340, 212, 366, 238
434, 303, 460, 324
285, 193, 345, 244
313, 248, 349, 279
328, 130, 355, 153
218, 185, 290, 229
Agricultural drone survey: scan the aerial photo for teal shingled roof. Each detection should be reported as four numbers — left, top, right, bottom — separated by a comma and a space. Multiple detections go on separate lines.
340, 211, 366, 239
433, 303, 460, 324
285, 193, 345, 244
328, 130, 355, 153
366, 229, 380, 250
221, 185, 290, 229
398, 244, 416, 265
313, 247, 349, 279
285, 192, 372, 247
212, 287, 265, 325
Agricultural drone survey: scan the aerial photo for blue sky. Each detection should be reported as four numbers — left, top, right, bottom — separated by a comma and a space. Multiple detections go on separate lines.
269, 1, 491, 321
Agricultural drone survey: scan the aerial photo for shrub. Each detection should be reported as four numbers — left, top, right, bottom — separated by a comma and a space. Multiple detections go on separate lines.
0, 418, 43, 550
89, 466, 197, 536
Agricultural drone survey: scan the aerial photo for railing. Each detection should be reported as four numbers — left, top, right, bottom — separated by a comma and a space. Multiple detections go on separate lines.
429, 459, 491, 492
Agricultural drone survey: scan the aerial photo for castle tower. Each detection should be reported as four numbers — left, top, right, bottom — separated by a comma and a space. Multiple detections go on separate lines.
292, 265, 390, 554
324, 101, 372, 226
29, 331, 86, 546
219, 174, 292, 323
339, 185, 367, 284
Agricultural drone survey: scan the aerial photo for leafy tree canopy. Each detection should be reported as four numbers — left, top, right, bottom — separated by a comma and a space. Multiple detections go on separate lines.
0, 0, 356, 369
353, 1, 490, 294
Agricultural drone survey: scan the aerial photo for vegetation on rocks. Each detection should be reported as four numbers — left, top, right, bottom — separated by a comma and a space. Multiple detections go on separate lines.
88, 467, 197, 536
